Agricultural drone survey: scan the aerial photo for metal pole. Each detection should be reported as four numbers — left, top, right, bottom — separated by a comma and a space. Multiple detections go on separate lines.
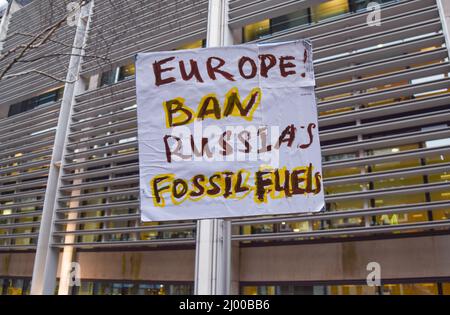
194, 0, 233, 295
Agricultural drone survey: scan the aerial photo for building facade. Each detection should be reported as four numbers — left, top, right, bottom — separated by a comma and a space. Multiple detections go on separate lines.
0, 0, 450, 295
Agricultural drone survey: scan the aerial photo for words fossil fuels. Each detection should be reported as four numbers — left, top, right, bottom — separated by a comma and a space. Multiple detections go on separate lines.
135, 40, 324, 221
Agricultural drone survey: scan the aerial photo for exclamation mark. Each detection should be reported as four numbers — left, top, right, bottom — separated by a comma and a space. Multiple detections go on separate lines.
301, 48, 308, 78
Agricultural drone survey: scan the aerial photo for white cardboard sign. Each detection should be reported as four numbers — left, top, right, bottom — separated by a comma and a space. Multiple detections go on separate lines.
136, 40, 324, 221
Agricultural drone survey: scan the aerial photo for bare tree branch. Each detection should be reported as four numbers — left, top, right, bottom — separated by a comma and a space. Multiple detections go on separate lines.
0, 0, 99, 83
0, 0, 205, 85
2, 69, 76, 83
6, 31, 83, 50
17, 53, 110, 63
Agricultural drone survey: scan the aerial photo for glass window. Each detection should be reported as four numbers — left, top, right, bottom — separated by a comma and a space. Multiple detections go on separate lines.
382, 283, 438, 295
241, 225, 252, 235
320, 107, 354, 116
367, 144, 421, 158
7, 87, 64, 117
349, 0, 372, 12
349, 0, 397, 12
250, 224, 274, 234
140, 222, 159, 241
12, 228, 33, 245
78, 281, 94, 295
374, 193, 426, 208
111, 283, 123, 295
327, 284, 378, 295
176, 39, 205, 50
430, 191, 450, 202
442, 283, 450, 295
6, 279, 26, 295
242, 281, 442, 295
324, 152, 358, 162
243, 19, 270, 42
311, 0, 350, 23
284, 221, 309, 233
137, 284, 165, 295
326, 183, 368, 195
426, 138, 450, 149
122, 283, 137, 295
75, 281, 193, 295
425, 153, 450, 165
277, 285, 320, 295
428, 173, 450, 184
93, 282, 113, 295
168, 284, 193, 295
118, 63, 135, 81
78, 208, 103, 243
375, 210, 428, 225
327, 200, 365, 211
432, 208, 450, 221
100, 68, 117, 87
270, 9, 310, 34
412, 74, 449, 97
372, 191, 428, 224
242, 1, 401, 43
323, 167, 361, 178
242, 285, 276, 295
326, 216, 366, 229
373, 175, 423, 190
0, 278, 30, 295
371, 158, 422, 173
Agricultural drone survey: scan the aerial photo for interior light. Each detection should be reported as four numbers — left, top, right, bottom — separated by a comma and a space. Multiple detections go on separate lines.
391, 148, 400, 153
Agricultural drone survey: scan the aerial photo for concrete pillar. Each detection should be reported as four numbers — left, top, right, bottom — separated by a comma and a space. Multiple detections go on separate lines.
30, 1, 94, 295
0, 0, 21, 52
0, 0, 22, 119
